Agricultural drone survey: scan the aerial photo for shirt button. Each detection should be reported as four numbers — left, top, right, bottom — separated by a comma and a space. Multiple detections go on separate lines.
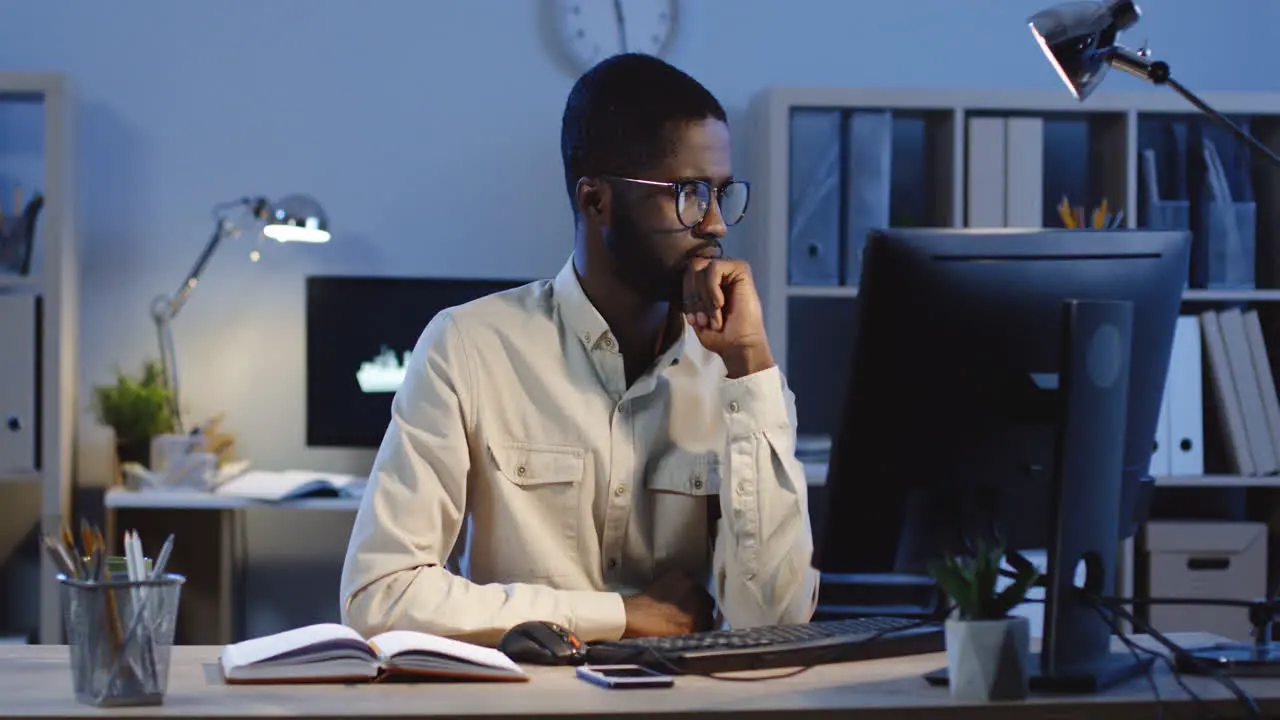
692, 475, 704, 490
728, 400, 740, 413
602, 335, 614, 349
516, 465, 527, 477
583, 332, 592, 343
614, 485, 626, 497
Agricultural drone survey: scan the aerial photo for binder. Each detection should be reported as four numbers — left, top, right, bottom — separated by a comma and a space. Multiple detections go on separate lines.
1218, 308, 1278, 474
0, 292, 36, 473
965, 116, 1006, 228
1199, 310, 1257, 476
1148, 386, 1171, 478
787, 109, 842, 285
1243, 309, 1280, 465
1003, 116, 1044, 228
842, 110, 893, 287
1166, 315, 1204, 476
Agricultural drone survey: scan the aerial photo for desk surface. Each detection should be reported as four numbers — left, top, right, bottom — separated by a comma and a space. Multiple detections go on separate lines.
4, 639, 1277, 719
104, 489, 363, 511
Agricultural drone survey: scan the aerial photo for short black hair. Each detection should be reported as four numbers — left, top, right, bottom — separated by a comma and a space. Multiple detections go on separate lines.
560, 53, 727, 216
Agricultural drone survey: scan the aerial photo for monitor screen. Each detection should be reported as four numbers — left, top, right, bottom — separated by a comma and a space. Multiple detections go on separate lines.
305, 276, 531, 448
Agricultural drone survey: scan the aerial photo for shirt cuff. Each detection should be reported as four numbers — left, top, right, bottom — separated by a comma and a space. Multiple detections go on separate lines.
721, 365, 792, 438
567, 590, 628, 642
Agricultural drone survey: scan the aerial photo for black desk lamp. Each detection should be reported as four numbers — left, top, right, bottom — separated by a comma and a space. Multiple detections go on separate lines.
1029, 0, 1280, 170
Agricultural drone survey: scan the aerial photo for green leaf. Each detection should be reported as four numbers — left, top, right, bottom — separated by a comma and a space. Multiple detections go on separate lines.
928, 540, 1038, 621
90, 359, 176, 444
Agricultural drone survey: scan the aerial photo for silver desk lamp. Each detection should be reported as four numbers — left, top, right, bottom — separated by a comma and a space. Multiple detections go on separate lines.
150, 194, 330, 432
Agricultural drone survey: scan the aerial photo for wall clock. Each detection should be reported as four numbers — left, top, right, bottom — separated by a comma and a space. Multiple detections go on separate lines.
551, 0, 679, 74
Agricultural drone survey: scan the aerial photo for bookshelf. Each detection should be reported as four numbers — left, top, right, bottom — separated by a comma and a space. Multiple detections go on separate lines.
742, 86, 1280, 480
0, 72, 79, 645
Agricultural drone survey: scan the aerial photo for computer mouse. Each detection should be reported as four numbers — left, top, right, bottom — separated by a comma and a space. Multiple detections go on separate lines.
498, 620, 588, 666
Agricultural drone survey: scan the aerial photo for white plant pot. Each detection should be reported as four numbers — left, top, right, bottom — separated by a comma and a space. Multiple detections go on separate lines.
945, 616, 1031, 702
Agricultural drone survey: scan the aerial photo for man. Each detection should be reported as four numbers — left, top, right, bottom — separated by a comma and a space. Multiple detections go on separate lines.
339, 53, 819, 646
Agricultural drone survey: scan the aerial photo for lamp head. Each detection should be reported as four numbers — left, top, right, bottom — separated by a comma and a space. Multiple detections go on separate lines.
254, 194, 330, 243
1029, 0, 1156, 100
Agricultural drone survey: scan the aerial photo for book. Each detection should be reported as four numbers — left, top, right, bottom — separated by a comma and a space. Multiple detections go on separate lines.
220, 623, 528, 683
213, 470, 366, 501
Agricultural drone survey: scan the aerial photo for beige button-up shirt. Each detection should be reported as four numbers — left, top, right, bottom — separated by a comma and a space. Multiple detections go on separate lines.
339, 256, 820, 646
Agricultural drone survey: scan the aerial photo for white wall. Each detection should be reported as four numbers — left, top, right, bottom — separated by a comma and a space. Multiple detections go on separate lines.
0, 0, 1276, 637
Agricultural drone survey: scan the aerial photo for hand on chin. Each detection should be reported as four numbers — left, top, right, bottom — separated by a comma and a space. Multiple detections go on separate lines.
681, 257, 775, 378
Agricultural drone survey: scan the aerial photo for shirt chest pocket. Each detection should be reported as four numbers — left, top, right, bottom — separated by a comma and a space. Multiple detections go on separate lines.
647, 452, 721, 497
645, 451, 721, 577
490, 441, 586, 487
484, 440, 586, 579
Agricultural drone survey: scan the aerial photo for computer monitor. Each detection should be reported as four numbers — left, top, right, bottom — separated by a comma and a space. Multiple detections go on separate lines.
815, 227, 1190, 691
306, 276, 530, 448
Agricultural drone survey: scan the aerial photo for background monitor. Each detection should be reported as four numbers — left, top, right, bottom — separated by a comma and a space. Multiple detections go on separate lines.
815, 227, 1188, 575
305, 276, 530, 448
814, 227, 1189, 690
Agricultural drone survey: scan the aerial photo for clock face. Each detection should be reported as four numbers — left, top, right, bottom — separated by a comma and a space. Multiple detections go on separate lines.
552, 0, 678, 73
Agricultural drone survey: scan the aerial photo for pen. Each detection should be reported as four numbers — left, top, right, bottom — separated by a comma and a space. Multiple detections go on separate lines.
1057, 197, 1076, 228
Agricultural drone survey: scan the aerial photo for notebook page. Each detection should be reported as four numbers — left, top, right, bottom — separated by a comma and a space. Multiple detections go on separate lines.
369, 630, 523, 674
222, 623, 370, 668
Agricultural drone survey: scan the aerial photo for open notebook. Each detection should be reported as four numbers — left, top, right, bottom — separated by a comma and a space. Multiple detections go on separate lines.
220, 623, 528, 683
213, 470, 366, 501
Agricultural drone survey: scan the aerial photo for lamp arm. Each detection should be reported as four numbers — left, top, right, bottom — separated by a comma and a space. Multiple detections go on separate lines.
1162, 75, 1280, 171
1112, 52, 1280, 171
149, 199, 255, 434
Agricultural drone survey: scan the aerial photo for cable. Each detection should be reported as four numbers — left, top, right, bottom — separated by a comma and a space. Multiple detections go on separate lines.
1088, 595, 1262, 719
1089, 602, 1165, 720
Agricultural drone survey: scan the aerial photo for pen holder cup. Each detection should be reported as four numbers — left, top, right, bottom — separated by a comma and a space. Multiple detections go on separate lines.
1143, 198, 1191, 232
1202, 200, 1257, 290
59, 573, 184, 707
0, 213, 36, 276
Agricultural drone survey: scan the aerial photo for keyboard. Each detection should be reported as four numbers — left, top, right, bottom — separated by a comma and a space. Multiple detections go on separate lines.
586, 616, 944, 675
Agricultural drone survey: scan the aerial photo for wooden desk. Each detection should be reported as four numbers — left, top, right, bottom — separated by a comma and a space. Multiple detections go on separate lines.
3, 641, 1278, 719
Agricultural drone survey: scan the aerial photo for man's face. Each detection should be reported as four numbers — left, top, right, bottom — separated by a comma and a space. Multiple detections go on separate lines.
602, 118, 733, 303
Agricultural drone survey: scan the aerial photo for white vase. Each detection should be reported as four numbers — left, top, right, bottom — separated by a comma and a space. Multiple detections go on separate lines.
944, 616, 1031, 702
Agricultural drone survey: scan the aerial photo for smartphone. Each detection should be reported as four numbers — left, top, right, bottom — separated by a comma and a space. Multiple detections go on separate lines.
575, 664, 675, 689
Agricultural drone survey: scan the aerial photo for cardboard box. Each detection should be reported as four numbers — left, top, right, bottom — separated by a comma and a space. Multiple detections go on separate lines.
1145, 521, 1268, 641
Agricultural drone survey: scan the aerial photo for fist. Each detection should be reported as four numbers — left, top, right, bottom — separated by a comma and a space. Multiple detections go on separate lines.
621, 572, 716, 638
682, 257, 774, 378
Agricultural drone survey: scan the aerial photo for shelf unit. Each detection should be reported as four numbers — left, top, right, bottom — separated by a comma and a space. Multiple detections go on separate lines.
0, 72, 78, 645
743, 85, 1280, 456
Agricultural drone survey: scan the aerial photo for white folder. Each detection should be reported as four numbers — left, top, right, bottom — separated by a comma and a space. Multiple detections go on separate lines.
1167, 315, 1205, 476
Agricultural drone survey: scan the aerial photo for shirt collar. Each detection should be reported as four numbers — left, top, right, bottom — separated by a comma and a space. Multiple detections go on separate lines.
552, 253, 689, 368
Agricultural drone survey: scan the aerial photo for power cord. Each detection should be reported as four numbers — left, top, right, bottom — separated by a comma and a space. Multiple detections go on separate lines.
1087, 594, 1262, 719
1088, 601, 1165, 720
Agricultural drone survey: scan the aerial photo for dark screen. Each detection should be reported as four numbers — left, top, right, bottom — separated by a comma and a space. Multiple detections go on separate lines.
305, 276, 530, 448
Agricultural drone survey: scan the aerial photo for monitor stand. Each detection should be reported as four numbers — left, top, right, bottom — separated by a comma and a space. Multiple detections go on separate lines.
924, 299, 1153, 693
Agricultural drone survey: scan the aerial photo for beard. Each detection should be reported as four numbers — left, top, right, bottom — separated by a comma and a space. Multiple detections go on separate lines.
603, 205, 686, 303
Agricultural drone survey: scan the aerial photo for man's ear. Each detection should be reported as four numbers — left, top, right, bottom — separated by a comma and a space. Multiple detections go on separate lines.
575, 177, 609, 220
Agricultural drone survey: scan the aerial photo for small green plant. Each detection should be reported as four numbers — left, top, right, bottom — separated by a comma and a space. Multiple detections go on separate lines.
90, 359, 176, 444
927, 539, 1041, 621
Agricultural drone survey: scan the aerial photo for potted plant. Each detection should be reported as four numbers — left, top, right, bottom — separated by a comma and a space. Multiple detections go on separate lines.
928, 539, 1041, 702
90, 359, 177, 481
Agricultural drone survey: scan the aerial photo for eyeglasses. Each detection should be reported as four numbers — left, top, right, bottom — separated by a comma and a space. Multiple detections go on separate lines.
605, 176, 750, 229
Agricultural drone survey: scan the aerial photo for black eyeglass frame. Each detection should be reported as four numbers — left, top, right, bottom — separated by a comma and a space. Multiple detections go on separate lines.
602, 175, 751, 229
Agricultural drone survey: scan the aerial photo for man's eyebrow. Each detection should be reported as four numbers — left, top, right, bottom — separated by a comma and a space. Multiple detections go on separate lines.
672, 175, 735, 185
